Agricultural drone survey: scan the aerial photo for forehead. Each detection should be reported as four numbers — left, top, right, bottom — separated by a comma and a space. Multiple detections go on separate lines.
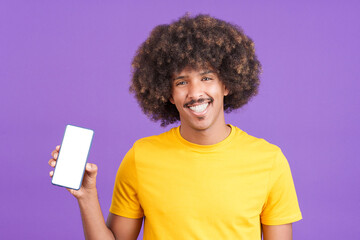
173, 65, 217, 78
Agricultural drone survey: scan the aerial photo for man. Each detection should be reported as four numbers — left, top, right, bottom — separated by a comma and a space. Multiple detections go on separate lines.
49, 14, 302, 239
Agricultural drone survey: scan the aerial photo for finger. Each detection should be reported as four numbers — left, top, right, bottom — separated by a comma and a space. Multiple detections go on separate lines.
56, 145, 60, 151
85, 163, 98, 178
67, 188, 79, 196
48, 159, 56, 167
51, 149, 59, 158
49, 171, 54, 177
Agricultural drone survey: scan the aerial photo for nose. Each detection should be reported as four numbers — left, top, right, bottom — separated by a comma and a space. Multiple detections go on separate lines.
187, 80, 204, 100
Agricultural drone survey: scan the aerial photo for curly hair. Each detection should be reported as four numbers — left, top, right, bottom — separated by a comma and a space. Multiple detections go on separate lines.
130, 14, 261, 126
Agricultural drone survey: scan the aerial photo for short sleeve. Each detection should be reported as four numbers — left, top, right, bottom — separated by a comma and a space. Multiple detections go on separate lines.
261, 150, 302, 225
109, 147, 144, 219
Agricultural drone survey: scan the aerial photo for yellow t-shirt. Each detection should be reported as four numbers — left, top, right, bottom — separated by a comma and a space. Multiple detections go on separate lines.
110, 125, 302, 239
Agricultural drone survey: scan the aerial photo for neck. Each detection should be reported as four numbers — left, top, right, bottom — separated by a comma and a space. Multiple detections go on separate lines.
179, 123, 231, 145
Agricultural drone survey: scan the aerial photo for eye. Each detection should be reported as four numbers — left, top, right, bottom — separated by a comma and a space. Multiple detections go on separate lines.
175, 81, 187, 86
202, 77, 212, 81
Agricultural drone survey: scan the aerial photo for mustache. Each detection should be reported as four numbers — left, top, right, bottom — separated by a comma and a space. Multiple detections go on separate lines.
184, 97, 214, 108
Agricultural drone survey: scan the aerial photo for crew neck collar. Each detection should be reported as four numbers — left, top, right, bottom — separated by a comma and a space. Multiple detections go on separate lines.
173, 124, 237, 151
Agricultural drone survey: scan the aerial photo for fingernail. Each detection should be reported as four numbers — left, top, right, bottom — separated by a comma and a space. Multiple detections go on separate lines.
54, 153, 58, 159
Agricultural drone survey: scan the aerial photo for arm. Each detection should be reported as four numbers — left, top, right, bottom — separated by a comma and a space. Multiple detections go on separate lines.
106, 213, 143, 240
262, 224, 292, 240
77, 189, 143, 240
261, 151, 302, 240
76, 186, 116, 240
49, 146, 142, 240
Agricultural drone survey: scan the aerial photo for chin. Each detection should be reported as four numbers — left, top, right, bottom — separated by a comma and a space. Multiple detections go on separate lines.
189, 120, 212, 131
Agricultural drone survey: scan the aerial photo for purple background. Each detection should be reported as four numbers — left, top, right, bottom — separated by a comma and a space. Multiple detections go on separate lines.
1, 0, 359, 239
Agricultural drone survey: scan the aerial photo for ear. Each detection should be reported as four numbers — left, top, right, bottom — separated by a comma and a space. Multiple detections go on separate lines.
169, 96, 175, 104
224, 87, 229, 96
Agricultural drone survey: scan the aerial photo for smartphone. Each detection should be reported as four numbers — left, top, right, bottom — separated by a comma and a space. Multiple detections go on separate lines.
52, 125, 94, 190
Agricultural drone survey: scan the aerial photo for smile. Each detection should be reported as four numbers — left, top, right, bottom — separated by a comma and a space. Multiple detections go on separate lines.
189, 103, 209, 113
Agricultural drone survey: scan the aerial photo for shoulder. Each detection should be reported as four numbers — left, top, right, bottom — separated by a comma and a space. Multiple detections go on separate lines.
231, 125, 282, 154
229, 125, 288, 170
127, 128, 179, 164
132, 127, 178, 150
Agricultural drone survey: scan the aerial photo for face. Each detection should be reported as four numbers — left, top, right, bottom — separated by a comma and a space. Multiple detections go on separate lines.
170, 66, 229, 133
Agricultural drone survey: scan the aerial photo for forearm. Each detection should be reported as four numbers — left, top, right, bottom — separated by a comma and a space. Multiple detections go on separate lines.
77, 189, 115, 240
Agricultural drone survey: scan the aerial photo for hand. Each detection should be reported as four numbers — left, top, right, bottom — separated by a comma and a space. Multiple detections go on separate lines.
48, 145, 98, 199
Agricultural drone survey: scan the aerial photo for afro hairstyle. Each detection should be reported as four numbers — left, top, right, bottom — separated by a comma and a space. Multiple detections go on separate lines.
130, 14, 261, 127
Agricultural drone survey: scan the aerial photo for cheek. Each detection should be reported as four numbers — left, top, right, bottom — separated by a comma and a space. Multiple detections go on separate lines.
208, 85, 224, 97
172, 89, 186, 103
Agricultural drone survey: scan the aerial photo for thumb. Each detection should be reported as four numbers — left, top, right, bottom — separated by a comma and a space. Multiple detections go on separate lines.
85, 163, 98, 178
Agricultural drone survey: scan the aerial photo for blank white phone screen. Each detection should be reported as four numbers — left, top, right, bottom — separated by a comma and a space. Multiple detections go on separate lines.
52, 125, 94, 190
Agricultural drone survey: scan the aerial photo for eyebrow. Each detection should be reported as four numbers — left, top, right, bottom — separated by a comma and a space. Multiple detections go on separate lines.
173, 70, 215, 81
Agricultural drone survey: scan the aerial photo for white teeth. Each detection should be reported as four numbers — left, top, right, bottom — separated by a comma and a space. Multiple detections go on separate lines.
189, 103, 208, 113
